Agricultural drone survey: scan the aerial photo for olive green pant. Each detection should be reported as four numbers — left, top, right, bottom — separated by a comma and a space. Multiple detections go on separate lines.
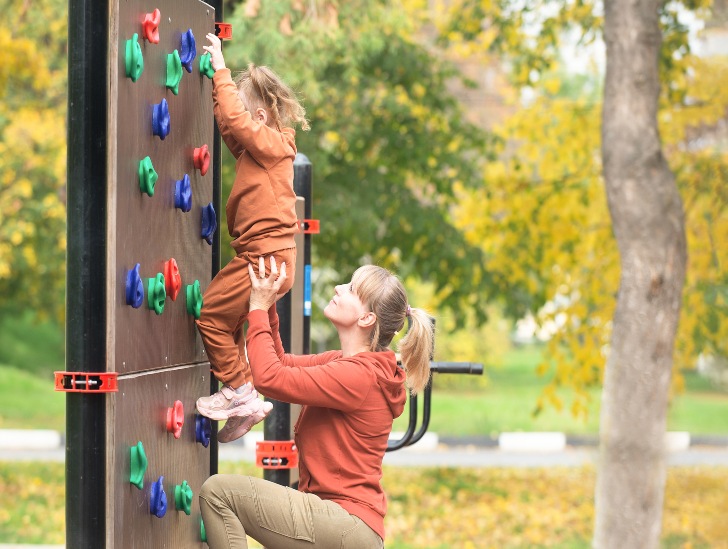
199, 474, 384, 549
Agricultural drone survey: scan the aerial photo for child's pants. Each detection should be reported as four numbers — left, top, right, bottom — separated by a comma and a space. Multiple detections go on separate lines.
196, 248, 296, 389
199, 474, 385, 548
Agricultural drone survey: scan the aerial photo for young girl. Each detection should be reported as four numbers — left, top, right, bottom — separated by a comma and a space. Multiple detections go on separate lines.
200, 258, 434, 548
195, 34, 309, 443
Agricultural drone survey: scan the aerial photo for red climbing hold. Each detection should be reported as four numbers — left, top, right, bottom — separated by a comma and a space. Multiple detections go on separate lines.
143, 9, 161, 44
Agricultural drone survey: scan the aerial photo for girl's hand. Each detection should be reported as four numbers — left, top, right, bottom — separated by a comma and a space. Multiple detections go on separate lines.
249, 256, 287, 312
203, 33, 226, 71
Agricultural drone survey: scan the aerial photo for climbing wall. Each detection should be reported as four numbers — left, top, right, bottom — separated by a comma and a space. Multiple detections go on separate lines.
105, 1, 216, 546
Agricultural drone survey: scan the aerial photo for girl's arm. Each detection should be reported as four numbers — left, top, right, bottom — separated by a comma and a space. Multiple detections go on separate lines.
212, 87, 244, 159
211, 70, 294, 169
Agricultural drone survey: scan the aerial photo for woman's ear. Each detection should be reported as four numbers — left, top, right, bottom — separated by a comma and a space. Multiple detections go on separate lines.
358, 311, 376, 329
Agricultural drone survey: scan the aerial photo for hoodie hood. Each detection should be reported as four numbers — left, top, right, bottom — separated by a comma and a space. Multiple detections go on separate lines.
367, 350, 407, 418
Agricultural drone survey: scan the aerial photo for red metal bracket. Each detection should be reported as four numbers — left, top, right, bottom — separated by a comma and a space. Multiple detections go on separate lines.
256, 440, 299, 469
215, 22, 232, 40
297, 219, 320, 234
54, 371, 119, 393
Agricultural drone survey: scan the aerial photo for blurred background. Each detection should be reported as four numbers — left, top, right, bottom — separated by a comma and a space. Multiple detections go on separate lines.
1, 0, 727, 547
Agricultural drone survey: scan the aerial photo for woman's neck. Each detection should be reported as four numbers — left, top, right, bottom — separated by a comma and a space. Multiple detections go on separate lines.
338, 328, 372, 358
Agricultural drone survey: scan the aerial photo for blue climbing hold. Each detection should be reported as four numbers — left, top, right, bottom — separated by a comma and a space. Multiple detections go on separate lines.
201, 202, 216, 245
196, 415, 211, 448
150, 476, 167, 518
125, 264, 144, 309
152, 98, 170, 140
175, 174, 192, 212
180, 29, 197, 73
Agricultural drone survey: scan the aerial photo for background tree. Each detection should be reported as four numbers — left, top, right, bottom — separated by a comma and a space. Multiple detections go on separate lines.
217, 0, 499, 336
0, 0, 67, 322
595, 0, 687, 546
435, 0, 723, 546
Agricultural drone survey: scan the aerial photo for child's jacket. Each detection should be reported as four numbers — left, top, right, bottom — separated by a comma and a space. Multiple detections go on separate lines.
212, 68, 298, 255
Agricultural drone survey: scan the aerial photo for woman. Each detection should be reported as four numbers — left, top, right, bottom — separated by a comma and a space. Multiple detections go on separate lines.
199, 257, 434, 548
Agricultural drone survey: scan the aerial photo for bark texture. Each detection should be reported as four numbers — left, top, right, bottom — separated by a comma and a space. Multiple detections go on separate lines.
594, 1, 688, 548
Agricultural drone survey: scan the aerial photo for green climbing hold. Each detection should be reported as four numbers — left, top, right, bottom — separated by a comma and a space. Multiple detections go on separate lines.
125, 33, 144, 82
175, 480, 193, 515
166, 49, 183, 95
129, 441, 147, 489
199, 53, 215, 79
186, 280, 203, 319
138, 156, 158, 197
147, 273, 166, 315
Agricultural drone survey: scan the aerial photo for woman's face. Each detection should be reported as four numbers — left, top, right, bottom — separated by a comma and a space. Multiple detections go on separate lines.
323, 280, 369, 327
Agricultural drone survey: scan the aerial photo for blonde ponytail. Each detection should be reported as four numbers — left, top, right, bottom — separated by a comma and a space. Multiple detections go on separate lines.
351, 266, 434, 396
398, 307, 433, 395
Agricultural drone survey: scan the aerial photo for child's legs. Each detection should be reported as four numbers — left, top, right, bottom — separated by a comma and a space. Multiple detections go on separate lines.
199, 474, 383, 549
196, 255, 252, 389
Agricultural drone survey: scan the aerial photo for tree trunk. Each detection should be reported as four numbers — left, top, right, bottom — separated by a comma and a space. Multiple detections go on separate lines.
594, 1, 688, 548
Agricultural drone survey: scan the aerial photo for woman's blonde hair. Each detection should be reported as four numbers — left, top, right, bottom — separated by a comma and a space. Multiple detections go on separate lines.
351, 265, 434, 395
234, 63, 310, 131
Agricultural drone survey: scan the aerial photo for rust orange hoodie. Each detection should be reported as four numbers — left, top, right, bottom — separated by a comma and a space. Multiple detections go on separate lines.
212, 68, 298, 255
246, 307, 407, 541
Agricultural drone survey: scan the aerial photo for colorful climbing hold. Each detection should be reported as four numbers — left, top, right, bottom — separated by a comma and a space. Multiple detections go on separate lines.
166, 50, 183, 95
125, 33, 144, 82
142, 9, 161, 44
125, 263, 145, 308
186, 280, 203, 319
152, 98, 170, 140
138, 156, 158, 197
147, 273, 166, 315
180, 29, 197, 73
174, 480, 193, 515
199, 52, 215, 79
129, 441, 147, 489
150, 476, 167, 518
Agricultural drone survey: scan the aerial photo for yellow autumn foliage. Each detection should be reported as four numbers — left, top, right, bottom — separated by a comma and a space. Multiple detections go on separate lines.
3, 462, 727, 547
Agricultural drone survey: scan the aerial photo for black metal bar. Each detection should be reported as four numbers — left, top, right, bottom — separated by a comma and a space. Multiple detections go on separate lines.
430, 361, 484, 375
386, 394, 418, 451
208, 0, 224, 480
66, 0, 108, 546
265, 293, 292, 485
406, 376, 433, 446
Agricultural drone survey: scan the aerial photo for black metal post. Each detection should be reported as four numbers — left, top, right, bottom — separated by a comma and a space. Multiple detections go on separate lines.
263, 154, 312, 485
66, 1, 109, 546
264, 293, 292, 485
208, 0, 224, 480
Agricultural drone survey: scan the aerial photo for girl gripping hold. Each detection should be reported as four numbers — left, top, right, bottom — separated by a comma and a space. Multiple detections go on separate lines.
195, 33, 309, 443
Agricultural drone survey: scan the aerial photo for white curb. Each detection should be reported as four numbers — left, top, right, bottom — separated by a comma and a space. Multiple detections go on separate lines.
498, 432, 566, 452
0, 429, 63, 450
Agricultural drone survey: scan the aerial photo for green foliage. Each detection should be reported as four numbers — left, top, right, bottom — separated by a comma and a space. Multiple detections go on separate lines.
0, 0, 68, 323
217, 0, 497, 325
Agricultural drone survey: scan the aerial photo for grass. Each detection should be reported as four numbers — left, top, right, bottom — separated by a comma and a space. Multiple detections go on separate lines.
2, 461, 727, 547
394, 345, 728, 436
1, 313, 728, 437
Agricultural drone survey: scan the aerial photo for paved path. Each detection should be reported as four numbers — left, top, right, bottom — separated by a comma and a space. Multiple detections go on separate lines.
3, 444, 728, 467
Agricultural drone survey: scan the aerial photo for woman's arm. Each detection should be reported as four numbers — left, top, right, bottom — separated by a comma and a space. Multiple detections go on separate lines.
247, 257, 371, 409
247, 309, 372, 410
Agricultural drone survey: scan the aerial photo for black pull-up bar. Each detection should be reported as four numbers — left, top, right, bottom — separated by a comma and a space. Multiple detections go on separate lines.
386, 360, 483, 452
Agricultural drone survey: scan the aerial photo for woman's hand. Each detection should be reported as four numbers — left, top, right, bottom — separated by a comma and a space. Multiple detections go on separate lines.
203, 33, 226, 71
248, 256, 287, 312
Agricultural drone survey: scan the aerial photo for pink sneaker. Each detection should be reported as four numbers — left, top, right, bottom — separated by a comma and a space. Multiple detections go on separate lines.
217, 399, 274, 443
196, 382, 257, 421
